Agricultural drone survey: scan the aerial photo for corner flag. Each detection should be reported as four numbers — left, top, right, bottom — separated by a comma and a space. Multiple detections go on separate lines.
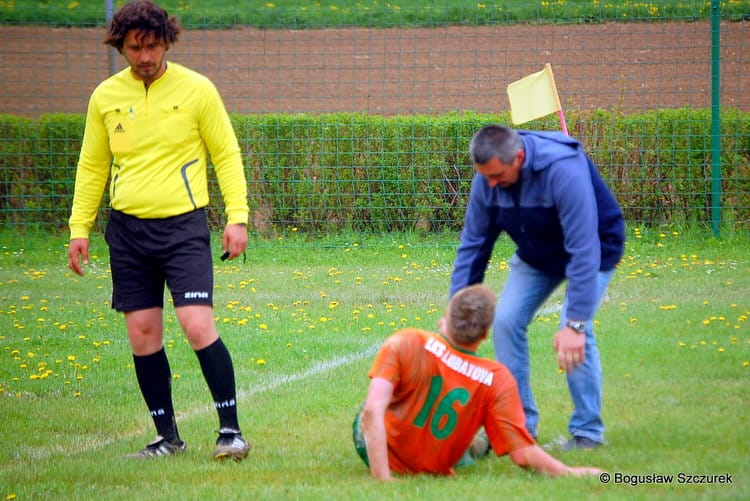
507, 63, 568, 135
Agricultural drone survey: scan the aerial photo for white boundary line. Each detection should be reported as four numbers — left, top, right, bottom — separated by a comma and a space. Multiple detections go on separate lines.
18, 341, 382, 461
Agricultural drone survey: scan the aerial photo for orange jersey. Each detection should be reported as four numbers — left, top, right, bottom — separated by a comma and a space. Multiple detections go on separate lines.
368, 328, 535, 475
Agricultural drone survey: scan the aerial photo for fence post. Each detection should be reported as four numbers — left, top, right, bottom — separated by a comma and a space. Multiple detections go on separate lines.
710, 0, 722, 237
105, 0, 118, 75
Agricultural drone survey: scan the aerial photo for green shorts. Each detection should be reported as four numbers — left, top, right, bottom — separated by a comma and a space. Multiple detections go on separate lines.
352, 404, 369, 467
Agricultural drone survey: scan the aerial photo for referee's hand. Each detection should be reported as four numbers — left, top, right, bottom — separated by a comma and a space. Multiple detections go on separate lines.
221, 223, 248, 261
67, 238, 89, 276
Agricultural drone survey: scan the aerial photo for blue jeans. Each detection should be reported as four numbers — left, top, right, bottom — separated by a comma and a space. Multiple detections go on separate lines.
493, 253, 615, 443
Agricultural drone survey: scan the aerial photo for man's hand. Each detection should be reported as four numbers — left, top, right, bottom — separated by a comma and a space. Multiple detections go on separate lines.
221, 223, 248, 261
67, 238, 90, 276
553, 327, 586, 373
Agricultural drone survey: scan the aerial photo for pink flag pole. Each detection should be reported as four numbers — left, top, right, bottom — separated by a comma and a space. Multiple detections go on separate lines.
557, 109, 569, 136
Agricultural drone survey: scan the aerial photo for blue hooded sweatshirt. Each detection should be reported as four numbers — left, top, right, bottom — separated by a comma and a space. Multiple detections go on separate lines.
450, 130, 625, 321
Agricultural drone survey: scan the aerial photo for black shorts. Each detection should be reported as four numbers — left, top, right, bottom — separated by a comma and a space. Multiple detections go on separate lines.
105, 209, 214, 312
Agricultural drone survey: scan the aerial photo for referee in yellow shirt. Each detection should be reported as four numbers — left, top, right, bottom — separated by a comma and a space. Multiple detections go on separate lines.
67, 0, 250, 461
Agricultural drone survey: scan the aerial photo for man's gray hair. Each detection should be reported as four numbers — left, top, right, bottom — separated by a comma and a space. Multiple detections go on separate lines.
469, 125, 523, 164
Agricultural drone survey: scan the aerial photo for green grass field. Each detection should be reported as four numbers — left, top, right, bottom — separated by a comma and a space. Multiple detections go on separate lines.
2, 0, 748, 27
0, 228, 748, 500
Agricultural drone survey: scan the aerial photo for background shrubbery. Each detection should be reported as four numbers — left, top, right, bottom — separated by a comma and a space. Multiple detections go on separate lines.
1, 109, 748, 234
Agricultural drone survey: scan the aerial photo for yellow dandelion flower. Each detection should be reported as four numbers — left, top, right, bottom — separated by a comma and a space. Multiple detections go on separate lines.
257, 359, 266, 365
259, 323, 268, 330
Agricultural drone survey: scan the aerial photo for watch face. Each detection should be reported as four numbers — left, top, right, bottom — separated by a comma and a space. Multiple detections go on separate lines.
567, 321, 586, 333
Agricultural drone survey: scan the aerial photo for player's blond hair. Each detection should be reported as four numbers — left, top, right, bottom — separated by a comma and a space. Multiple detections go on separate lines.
447, 284, 497, 345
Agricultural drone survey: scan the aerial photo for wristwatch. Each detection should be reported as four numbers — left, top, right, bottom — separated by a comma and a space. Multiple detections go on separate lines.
565, 320, 587, 334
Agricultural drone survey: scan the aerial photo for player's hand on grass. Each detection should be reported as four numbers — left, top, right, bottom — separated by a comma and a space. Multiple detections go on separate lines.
67, 238, 89, 276
567, 466, 604, 477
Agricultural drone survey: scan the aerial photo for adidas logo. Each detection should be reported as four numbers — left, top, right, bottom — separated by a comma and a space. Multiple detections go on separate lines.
113, 123, 125, 133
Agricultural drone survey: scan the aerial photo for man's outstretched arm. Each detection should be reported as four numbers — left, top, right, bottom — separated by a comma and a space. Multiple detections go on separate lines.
509, 444, 602, 477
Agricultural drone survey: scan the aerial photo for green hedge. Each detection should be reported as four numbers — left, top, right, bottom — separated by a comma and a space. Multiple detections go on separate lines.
1, 109, 748, 234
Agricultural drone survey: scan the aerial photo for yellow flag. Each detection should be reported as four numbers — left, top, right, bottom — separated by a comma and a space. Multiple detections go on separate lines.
507, 63, 563, 125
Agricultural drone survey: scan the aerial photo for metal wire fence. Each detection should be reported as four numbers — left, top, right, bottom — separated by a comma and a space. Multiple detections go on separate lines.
0, 1, 748, 235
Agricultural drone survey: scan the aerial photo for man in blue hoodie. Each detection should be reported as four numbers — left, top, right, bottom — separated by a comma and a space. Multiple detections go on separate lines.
450, 124, 624, 450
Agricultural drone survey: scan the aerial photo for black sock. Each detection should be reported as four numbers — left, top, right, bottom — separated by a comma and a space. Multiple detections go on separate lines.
195, 338, 240, 431
132, 348, 179, 442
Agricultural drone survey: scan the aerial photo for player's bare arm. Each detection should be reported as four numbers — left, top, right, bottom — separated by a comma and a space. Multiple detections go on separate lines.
361, 377, 395, 481
509, 444, 602, 477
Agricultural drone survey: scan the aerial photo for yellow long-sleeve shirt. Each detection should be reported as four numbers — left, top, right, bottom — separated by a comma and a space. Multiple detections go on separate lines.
69, 62, 249, 239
